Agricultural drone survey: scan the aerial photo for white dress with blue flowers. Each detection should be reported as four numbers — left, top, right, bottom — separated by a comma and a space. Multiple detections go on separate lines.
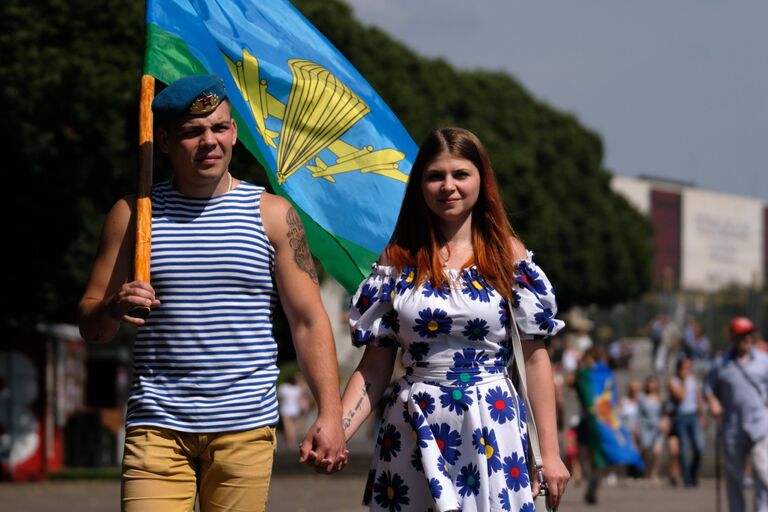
350, 253, 564, 512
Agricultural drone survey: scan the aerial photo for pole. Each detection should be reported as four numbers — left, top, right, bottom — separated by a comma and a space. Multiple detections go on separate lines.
715, 425, 722, 512
129, 74, 155, 319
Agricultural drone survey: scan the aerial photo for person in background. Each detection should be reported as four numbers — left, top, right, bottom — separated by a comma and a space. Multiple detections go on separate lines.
619, 380, 644, 480
561, 338, 581, 378
637, 375, 664, 485
682, 316, 698, 359
649, 314, 666, 371
563, 415, 582, 486
705, 317, 768, 512
662, 401, 682, 487
576, 347, 646, 501
667, 356, 706, 487
619, 380, 642, 445
548, 337, 567, 432
689, 321, 712, 373
575, 347, 605, 504
278, 373, 311, 446
755, 333, 768, 354
655, 316, 681, 373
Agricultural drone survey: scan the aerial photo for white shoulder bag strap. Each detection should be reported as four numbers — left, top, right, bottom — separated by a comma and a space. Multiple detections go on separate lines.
508, 298, 555, 511
508, 307, 544, 471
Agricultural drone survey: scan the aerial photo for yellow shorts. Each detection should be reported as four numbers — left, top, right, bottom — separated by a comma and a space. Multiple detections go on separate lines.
121, 425, 276, 512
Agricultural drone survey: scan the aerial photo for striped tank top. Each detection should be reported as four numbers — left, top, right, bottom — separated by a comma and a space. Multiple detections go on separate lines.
127, 180, 279, 432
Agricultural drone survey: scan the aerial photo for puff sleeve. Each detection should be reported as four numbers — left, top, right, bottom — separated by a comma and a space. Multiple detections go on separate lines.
510, 251, 565, 339
348, 264, 400, 348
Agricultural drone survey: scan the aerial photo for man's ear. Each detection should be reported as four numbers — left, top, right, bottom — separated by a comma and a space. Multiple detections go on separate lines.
231, 118, 238, 147
156, 126, 170, 153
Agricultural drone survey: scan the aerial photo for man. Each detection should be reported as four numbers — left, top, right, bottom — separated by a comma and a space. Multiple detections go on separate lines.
78, 75, 346, 511
705, 316, 768, 512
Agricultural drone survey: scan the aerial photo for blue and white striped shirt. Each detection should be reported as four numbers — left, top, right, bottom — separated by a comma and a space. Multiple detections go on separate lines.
127, 181, 279, 432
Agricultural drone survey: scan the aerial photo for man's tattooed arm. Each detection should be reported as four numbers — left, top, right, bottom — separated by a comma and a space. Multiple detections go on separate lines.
285, 207, 319, 284
343, 382, 372, 431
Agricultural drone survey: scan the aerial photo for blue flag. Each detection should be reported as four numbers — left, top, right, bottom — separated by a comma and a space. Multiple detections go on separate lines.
576, 362, 645, 470
145, 0, 417, 291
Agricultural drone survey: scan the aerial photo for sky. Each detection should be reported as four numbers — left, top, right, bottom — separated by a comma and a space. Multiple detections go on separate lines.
344, 0, 767, 201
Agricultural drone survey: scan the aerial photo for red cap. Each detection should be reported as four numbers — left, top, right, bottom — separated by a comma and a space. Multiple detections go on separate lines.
730, 317, 755, 336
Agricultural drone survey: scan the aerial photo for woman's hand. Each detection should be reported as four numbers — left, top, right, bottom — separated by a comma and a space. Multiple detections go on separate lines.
534, 454, 570, 510
522, 342, 569, 509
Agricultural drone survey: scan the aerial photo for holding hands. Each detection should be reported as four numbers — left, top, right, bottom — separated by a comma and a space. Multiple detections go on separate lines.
299, 414, 349, 473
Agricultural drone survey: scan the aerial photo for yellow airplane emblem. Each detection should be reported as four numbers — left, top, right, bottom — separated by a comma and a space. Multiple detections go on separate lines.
224, 49, 408, 184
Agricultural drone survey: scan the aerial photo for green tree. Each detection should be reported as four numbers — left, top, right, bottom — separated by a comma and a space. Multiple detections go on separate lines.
1, 0, 268, 331
3, 0, 650, 330
294, 0, 652, 308
3, 0, 143, 331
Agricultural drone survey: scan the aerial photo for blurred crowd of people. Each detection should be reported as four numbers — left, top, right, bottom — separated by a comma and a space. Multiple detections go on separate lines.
650, 314, 714, 375
548, 311, 768, 511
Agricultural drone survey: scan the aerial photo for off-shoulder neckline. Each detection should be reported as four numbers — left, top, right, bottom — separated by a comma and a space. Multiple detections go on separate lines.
370, 251, 535, 277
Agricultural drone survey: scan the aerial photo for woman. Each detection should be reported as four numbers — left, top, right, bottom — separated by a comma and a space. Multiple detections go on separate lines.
637, 375, 664, 485
573, 347, 608, 504
619, 380, 642, 444
667, 356, 705, 487
619, 379, 643, 479
277, 373, 310, 445
340, 128, 569, 511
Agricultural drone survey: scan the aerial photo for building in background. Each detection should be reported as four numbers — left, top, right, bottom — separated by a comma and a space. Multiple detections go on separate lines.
613, 176, 766, 292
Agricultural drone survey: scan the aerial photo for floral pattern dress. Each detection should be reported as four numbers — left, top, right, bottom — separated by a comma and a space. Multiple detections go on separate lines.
349, 252, 565, 512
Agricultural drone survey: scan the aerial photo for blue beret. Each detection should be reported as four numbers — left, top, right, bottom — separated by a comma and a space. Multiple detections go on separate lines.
152, 75, 227, 122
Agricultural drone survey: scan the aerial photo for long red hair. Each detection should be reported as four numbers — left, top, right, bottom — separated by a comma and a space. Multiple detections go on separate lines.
385, 127, 519, 298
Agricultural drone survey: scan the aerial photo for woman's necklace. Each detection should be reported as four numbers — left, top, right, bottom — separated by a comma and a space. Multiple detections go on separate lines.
440, 242, 473, 269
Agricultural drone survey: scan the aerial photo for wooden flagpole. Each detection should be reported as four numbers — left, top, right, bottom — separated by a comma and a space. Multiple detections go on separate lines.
129, 74, 155, 319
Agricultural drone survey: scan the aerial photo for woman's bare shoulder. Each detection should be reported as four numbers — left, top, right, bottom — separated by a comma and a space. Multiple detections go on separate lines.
509, 236, 528, 261
378, 251, 391, 265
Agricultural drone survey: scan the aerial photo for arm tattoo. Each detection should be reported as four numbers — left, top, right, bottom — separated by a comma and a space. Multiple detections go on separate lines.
286, 207, 319, 284
343, 382, 372, 431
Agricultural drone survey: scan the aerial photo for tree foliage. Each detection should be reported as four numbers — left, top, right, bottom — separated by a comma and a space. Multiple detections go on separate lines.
295, 0, 652, 308
4, 0, 143, 330
2, 0, 650, 329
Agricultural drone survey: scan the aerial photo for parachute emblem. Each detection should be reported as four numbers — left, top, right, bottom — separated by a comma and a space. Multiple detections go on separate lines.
224, 49, 408, 185
278, 60, 370, 184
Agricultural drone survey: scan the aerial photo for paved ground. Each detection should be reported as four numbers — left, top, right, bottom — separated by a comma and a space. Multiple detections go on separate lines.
0, 424, 744, 512
2, 430, 745, 512
0, 471, 737, 512
3, 342, 741, 511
